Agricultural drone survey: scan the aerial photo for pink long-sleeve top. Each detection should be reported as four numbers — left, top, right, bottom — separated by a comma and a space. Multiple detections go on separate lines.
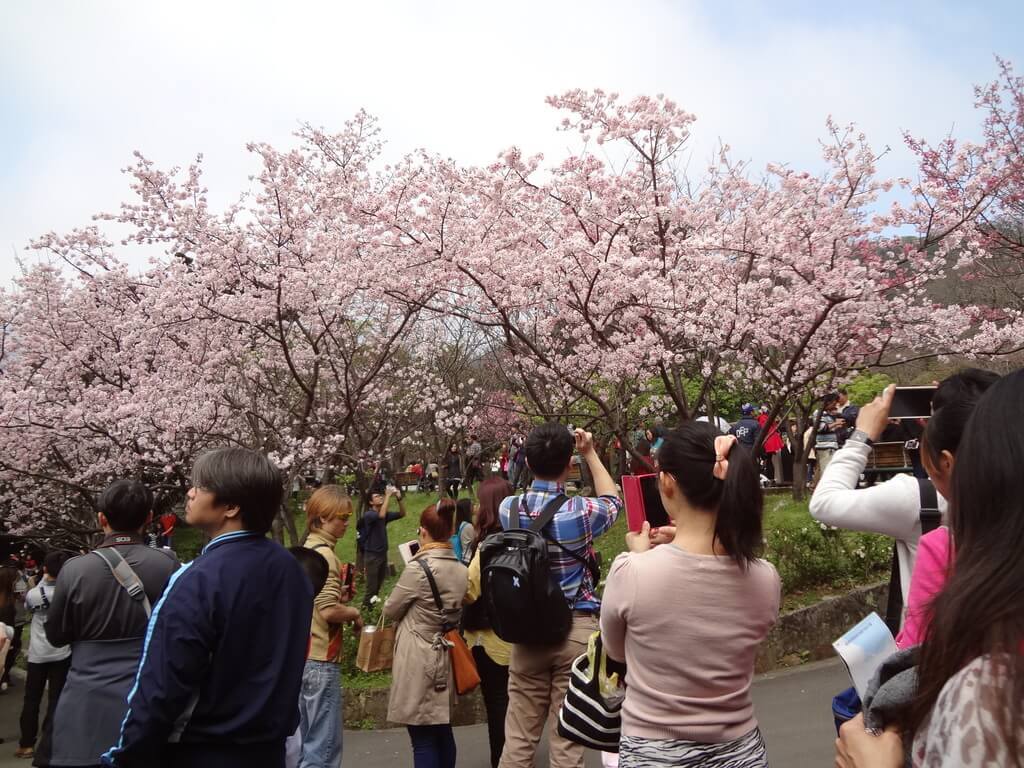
896, 526, 952, 649
600, 545, 780, 743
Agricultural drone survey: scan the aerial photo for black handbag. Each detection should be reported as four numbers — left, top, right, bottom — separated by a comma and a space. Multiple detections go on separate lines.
557, 632, 626, 752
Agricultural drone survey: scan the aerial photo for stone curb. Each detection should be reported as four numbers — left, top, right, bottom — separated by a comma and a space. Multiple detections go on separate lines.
344, 581, 888, 728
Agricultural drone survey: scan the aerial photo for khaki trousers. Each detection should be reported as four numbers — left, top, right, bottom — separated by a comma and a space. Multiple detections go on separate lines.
499, 613, 599, 768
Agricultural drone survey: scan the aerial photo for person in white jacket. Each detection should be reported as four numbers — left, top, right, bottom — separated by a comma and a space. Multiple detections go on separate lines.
809, 370, 998, 614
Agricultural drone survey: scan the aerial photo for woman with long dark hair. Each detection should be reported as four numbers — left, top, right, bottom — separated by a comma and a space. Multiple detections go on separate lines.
837, 369, 1024, 767
601, 422, 780, 767
463, 476, 514, 768
444, 444, 463, 499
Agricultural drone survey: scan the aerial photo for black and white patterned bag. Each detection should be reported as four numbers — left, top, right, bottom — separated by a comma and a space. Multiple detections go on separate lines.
557, 632, 626, 752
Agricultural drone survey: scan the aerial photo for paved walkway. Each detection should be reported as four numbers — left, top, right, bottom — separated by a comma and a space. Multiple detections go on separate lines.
0, 659, 848, 767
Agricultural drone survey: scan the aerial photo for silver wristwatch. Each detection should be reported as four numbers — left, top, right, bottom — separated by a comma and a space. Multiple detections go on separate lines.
848, 429, 874, 447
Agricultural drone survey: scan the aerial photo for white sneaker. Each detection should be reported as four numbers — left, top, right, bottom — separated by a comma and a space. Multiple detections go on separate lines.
1, 681, 8, 691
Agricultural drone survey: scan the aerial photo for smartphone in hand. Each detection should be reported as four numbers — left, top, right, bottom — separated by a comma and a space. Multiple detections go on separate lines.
890, 386, 937, 419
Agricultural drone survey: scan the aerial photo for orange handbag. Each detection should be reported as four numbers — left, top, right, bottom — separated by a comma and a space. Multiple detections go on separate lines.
443, 627, 481, 695
417, 559, 481, 694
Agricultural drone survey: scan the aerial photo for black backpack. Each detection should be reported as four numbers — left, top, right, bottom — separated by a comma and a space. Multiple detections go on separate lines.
479, 494, 598, 646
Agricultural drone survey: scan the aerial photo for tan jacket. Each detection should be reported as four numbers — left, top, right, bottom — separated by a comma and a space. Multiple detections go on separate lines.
303, 529, 344, 663
383, 546, 468, 725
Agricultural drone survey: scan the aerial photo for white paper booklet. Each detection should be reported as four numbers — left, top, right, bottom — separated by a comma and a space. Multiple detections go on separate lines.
832, 612, 898, 699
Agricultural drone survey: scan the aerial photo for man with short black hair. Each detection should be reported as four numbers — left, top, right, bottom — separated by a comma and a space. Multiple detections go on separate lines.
46, 479, 180, 767
498, 422, 622, 768
360, 487, 405, 607
101, 448, 313, 768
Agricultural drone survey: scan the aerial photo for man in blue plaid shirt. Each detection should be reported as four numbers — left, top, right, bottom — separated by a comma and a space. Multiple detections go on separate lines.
498, 422, 622, 768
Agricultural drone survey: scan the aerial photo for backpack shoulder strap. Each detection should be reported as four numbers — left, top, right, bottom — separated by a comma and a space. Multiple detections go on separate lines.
529, 493, 601, 588
507, 495, 524, 530
918, 478, 941, 534
527, 493, 569, 534
93, 548, 153, 618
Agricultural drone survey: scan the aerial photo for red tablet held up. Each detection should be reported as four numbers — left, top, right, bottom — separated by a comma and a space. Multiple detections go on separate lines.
622, 473, 671, 533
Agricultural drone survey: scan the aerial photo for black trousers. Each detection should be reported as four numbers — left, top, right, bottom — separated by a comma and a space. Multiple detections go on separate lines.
472, 645, 510, 768
362, 552, 388, 606
445, 479, 461, 499
2, 624, 23, 683
20, 656, 71, 757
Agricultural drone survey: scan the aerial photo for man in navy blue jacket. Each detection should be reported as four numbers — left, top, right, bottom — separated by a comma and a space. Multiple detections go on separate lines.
102, 448, 313, 768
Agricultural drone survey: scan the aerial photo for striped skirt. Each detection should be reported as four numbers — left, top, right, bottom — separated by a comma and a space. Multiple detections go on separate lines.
619, 727, 768, 768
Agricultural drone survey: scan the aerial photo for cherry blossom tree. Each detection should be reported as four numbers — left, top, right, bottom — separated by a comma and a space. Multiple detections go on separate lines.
8, 62, 1024, 545
0, 240, 235, 548
905, 58, 1024, 315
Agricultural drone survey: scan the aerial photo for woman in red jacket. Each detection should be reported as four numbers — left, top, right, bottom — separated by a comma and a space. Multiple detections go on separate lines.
757, 407, 785, 485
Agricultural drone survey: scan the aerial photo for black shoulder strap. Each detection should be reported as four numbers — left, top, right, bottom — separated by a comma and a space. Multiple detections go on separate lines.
416, 559, 443, 612
524, 493, 569, 534
884, 478, 942, 636
522, 493, 601, 589
415, 558, 455, 632
883, 542, 902, 637
918, 478, 941, 534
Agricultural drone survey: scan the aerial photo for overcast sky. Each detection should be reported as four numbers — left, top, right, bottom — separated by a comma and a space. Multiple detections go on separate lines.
3, 0, 1022, 282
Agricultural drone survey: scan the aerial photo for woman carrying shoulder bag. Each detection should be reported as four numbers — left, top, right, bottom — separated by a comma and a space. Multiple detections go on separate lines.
601, 422, 781, 767
384, 499, 468, 768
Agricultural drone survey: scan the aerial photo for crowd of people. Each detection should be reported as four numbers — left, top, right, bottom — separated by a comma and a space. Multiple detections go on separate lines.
1, 367, 1022, 767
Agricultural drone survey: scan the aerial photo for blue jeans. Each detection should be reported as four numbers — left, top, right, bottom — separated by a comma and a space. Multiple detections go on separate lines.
407, 724, 456, 768
298, 660, 343, 768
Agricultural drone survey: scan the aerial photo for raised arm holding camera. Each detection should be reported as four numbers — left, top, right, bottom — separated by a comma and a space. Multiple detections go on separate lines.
809, 370, 999, 633
360, 485, 406, 606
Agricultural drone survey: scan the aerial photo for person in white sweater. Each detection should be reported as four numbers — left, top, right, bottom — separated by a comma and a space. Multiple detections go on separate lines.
809, 370, 998, 612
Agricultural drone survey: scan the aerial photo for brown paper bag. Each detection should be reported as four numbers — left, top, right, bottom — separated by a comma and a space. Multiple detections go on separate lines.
356, 617, 396, 673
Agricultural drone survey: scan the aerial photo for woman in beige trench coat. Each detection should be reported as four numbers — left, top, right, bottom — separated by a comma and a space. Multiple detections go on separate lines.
383, 499, 468, 768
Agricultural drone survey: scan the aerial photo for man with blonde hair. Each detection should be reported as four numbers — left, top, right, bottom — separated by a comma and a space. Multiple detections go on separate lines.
299, 485, 363, 767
